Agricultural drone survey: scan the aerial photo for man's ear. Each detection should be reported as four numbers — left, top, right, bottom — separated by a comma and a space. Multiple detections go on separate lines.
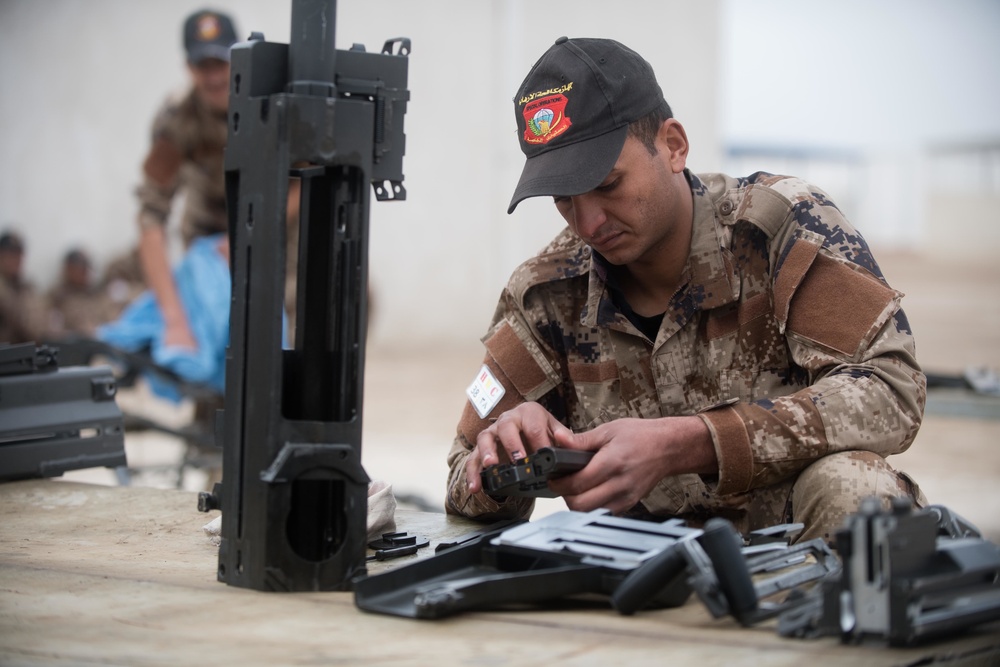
658, 119, 690, 174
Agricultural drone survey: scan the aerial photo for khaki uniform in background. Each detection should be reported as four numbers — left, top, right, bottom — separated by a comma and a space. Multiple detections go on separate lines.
45, 281, 114, 339
0, 231, 48, 344
0, 276, 47, 344
136, 89, 228, 246
447, 171, 926, 542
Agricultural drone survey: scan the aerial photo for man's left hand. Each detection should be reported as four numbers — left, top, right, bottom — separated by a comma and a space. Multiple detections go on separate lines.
549, 415, 718, 514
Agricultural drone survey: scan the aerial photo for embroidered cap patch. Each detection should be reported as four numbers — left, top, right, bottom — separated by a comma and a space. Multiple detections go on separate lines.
522, 92, 572, 146
466, 365, 506, 419
197, 15, 221, 41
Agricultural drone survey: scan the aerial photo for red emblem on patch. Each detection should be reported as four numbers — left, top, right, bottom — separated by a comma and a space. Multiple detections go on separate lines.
197, 15, 221, 41
522, 94, 571, 145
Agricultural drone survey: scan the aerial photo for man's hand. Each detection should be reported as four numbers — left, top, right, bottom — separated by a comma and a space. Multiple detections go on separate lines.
549, 415, 718, 514
138, 224, 197, 351
463, 404, 720, 515
465, 402, 574, 494
163, 317, 198, 350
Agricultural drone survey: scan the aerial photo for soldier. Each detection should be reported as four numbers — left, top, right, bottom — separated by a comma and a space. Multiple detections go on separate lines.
0, 230, 47, 344
135, 9, 304, 346
45, 248, 114, 338
118, 9, 239, 490
135, 9, 238, 350
446, 38, 926, 543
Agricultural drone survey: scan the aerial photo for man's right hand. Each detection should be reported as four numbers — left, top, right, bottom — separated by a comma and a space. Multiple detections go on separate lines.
138, 224, 197, 351
163, 318, 198, 350
465, 401, 575, 495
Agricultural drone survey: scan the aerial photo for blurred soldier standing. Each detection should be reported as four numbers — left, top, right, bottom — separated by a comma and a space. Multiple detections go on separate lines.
135, 9, 238, 351
134, 9, 303, 345
122, 9, 240, 488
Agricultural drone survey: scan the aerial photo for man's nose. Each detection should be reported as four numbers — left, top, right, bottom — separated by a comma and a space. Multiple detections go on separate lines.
570, 194, 606, 241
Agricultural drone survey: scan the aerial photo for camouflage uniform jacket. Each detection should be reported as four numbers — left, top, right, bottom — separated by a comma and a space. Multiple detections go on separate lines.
136, 88, 228, 246
0, 276, 47, 345
45, 284, 114, 338
446, 171, 925, 520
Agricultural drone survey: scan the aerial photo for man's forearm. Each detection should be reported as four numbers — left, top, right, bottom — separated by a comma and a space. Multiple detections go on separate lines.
699, 358, 924, 497
137, 224, 189, 333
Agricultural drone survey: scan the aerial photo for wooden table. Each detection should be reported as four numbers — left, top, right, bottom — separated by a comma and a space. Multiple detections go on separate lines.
1, 480, 998, 666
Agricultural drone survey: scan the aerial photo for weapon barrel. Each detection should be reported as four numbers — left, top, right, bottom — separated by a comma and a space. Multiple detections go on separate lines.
289, 0, 337, 93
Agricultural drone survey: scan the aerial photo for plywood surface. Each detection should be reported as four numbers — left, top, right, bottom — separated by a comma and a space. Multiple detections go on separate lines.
2, 480, 999, 666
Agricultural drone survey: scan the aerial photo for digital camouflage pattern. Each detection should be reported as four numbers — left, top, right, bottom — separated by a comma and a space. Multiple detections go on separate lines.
136, 89, 229, 247
446, 171, 926, 541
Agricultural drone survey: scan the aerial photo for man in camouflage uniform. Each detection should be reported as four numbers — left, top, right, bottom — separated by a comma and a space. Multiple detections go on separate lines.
446, 38, 925, 543
0, 230, 47, 344
135, 9, 237, 350
45, 248, 115, 338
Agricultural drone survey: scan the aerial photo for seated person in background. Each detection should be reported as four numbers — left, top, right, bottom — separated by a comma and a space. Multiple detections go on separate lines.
446, 37, 926, 543
0, 229, 48, 344
45, 247, 115, 338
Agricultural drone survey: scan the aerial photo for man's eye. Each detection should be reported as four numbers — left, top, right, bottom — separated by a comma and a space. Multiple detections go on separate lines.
553, 196, 570, 205
595, 179, 619, 192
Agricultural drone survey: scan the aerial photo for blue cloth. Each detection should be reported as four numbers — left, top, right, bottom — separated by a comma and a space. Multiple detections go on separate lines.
98, 234, 230, 402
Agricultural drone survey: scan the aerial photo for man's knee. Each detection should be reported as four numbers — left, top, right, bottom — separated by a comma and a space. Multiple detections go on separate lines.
791, 451, 924, 543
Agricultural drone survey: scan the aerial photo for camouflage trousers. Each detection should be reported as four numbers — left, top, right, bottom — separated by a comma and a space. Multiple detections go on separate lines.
643, 451, 925, 544
784, 451, 925, 542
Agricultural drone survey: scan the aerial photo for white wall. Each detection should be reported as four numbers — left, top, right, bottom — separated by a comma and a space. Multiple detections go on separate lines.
4, 0, 999, 346
0, 0, 294, 280
0, 0, 721, 346
721, 0, 1000, 151
719, 0, 1000, 253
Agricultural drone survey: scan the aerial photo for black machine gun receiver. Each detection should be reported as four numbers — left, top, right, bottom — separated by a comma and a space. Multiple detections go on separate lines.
196, 0, 409, 592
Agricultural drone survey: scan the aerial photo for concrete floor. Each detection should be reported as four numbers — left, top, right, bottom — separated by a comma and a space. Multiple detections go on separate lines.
62, 250, 1000, 540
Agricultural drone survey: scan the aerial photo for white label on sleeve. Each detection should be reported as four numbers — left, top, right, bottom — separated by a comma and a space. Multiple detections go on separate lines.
466, 364, 506, 419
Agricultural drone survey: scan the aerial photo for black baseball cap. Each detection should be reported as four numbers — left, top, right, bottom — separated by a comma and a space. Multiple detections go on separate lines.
64, 248, 91, 267
508, 37, 666, 214
183, 9, 238, 64
0, 230, 24, 253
